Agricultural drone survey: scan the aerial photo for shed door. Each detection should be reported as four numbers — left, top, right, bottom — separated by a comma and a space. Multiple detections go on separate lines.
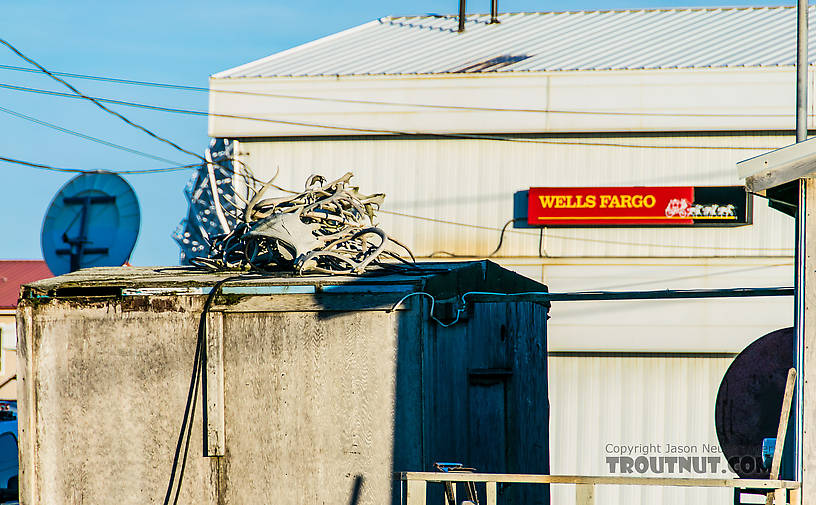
467, 373, 509, 473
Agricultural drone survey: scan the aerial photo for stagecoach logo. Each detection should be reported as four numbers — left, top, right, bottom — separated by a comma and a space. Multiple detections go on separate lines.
526, 186, 750, 227
664, 199, 736, 219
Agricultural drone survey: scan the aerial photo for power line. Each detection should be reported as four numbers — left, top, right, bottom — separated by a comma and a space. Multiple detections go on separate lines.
0, 37, 205, 162
0, 154, 199, 174
0, 62, 807, 119
0, 104, 185, 165
0, 80, 785, 151
378, 209, 795, 252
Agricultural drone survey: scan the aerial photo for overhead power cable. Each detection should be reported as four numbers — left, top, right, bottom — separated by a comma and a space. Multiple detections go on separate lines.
0, 62, 809, 119
378, 209, 794, 252
0, 104, 184, 165
0, 37, 205, 163
0, 80, 784, 151
0, 154, 199, 175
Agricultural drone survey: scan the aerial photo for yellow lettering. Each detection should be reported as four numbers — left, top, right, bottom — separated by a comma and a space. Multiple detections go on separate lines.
600, 195, 611, 208
608, 195, 621, 208
555, 195, 568, 207
643, 195, 656, 208
620, 195, 632, 208
539, 195, 558, 208
586, 195, 597, 208
632, 195, 643, 208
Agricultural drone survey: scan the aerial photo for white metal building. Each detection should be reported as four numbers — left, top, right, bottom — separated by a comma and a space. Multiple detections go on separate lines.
206, 6, 806, 504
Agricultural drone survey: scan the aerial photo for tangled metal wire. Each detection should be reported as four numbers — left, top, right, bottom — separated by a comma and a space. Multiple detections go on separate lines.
190, 172, 414, 275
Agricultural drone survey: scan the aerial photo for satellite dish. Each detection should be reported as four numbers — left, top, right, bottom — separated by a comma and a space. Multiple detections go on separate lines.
715, 327, 793, 479
41, 172, 140, 275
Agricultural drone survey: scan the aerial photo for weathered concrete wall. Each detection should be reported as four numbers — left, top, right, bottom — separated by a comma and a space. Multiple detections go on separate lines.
217, 308, 422, 505
16, 269, 549, 505
17, 295, 421, 505
17, 296, 216, 505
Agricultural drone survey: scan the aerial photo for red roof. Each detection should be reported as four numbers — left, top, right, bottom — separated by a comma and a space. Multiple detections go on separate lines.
0, 261, 52, 309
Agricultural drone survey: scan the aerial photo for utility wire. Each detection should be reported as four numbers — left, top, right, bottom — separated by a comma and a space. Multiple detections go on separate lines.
378, 209, 794, 252
0, 62, 810, 119
0, 104, 185, 165
0, 80, 784, 151
0, 37, 206, 163
0, 154, 199, 174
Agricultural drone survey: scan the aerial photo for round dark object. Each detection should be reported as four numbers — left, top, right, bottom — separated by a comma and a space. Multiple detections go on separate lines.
715, 327, 793, 478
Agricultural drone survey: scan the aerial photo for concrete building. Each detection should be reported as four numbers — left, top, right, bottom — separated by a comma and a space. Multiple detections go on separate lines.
204, 6, 806, 504
0, 261, 50, 401
18, 263, 549, 505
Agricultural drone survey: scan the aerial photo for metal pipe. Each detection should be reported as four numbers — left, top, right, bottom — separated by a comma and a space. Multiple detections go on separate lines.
797, 0, 808, 142
465, 286, 794, 303
491, 0, 499, 23
458, 0, 466, 32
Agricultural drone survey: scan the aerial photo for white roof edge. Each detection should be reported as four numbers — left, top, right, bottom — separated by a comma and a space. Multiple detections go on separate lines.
739, 137, 816, 191
212, 19, 384, 79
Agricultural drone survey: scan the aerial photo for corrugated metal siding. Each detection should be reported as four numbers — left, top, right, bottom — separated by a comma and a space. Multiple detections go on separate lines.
548, 355, 735, 505
489, 257, 793, 353
236, 134, 795, 258
215, 6, 816, 78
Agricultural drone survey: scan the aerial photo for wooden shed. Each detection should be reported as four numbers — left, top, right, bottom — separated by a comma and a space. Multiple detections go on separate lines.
16, 261, 549, 505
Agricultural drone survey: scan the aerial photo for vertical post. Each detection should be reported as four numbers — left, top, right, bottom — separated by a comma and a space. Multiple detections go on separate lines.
490, 0, 499, 23
797, 0, 809, 143
406, 480, 426, 505
795, 0, 809, 494
458, 0, 466, 32
791, 487, 801, 505
486, 482, 497, 505
205, 311, 225, 456
576, 484, 595, 505
800, 179, 816, 503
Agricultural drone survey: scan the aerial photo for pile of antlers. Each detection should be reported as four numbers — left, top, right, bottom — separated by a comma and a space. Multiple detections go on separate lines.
191, 172, 413, 275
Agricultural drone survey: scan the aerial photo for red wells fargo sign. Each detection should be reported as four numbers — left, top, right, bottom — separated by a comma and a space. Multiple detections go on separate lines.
527, 186, 749, 226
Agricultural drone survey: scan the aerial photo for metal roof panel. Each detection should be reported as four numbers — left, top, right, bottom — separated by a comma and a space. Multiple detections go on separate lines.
213, 6, 814, 78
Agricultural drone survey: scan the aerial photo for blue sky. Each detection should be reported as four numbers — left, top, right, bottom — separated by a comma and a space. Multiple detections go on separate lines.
0, 0, 797, 267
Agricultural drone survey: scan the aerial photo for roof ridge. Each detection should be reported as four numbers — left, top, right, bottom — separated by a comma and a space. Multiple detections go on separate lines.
386, 5, 794, 19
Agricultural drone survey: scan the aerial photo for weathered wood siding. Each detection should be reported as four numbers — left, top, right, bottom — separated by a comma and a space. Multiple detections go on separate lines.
423, 301, 550, 505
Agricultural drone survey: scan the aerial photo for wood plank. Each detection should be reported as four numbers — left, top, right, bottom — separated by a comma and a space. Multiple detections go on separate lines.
575, 484, 595, 505
790, 487, 801, 505
424, 306, 470, 471
803, 178, 816, 505
205, 311, 225, 457
466, 303, 509, 475
765, 368, 797, 505
485, 482, 497, 505
398, 472, 801, 488
405, 480, 426, 505
774, 488, 786, 504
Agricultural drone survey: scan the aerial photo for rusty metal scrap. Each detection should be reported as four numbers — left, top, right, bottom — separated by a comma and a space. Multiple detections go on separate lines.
191, 172, 414, 274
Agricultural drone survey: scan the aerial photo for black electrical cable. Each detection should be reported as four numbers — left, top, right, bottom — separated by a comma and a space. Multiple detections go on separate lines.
0, 37, 206, 163
0, 62, 805, 119
487, 218, 520, 257
163, 276, 246, 505
0, 155, 200, 174
0, 104, 185, 165
0, 80, 784, 151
